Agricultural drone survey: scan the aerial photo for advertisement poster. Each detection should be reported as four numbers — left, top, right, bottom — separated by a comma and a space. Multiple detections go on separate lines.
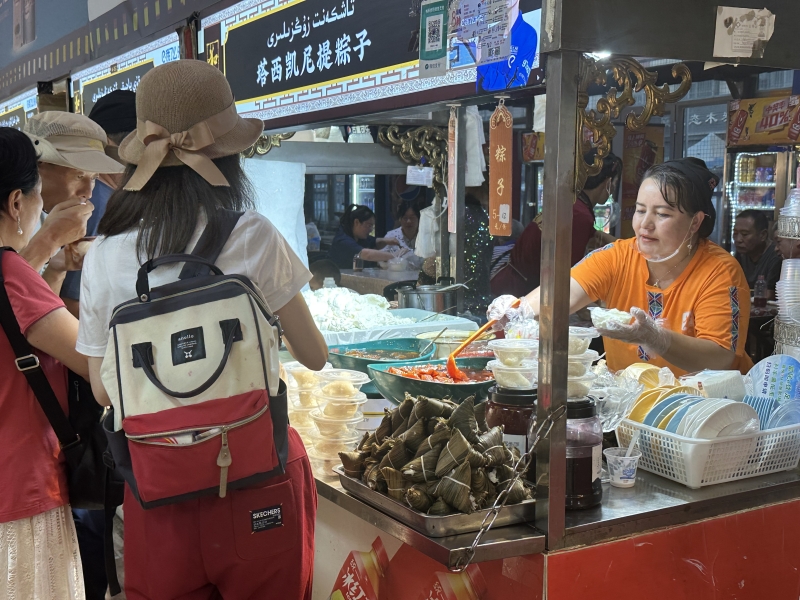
521, 131, 544, 162
620, 126, 665, 238
419, 0, 447, 78
316, 496, 545, 600
727, 96, 800, 146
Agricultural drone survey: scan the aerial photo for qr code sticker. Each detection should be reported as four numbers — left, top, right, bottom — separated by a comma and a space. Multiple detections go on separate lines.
426, 14, 443, 51
488, 46, 501, 58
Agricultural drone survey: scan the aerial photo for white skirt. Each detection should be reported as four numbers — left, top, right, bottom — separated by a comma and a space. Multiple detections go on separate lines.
0, 504, 85, 600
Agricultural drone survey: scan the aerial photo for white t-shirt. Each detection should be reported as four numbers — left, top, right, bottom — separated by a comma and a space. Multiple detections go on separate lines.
77, 210, 312, 358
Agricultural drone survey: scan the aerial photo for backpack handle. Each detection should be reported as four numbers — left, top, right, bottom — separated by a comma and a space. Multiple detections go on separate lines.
131, 319, 241, 399
136, 254, 224, 301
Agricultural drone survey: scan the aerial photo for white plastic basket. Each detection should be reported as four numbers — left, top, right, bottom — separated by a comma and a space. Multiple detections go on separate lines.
616, 419, 800, 489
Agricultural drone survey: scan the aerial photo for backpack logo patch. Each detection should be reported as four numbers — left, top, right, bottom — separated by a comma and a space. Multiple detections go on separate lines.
171, 327, 207, 365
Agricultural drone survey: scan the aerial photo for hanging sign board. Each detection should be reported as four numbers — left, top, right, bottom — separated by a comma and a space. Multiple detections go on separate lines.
220, 0, 419, 106
70, 33, 179, 116
447, 108, 458, 233
419, 0, 448, 78
0, 87, 37, 130
727, 96, 800, 147
489, 100, 513, 236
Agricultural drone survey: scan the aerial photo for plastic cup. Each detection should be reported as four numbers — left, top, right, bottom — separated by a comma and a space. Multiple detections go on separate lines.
603, 447, 642, 488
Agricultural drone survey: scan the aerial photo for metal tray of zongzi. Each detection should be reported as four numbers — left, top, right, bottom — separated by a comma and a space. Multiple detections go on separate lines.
333, 466, 536, 537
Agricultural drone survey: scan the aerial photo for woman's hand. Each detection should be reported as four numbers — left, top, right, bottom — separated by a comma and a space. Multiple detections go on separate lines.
376, 237, 400, 250
597, 306, 736, 371
486, 295, 537, 331
595, 306, 671, 356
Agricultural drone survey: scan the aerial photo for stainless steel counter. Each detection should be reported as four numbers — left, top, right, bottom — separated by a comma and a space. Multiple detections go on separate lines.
315, 478, 546, 568
317, 468, 800, 560
562, 469, 800, 549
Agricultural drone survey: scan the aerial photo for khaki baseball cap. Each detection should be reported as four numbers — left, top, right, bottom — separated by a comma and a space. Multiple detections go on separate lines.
23, 111, 125, 174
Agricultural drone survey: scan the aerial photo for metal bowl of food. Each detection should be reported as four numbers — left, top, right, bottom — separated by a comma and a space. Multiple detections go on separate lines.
368, 358, 494, 405
328, 338, 437, 395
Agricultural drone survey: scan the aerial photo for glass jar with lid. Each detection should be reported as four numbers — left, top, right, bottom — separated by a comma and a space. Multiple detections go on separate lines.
565, 397, 603, 510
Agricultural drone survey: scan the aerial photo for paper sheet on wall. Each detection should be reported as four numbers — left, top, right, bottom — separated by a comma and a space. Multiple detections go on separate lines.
713, 7, 775, 59
243, 159, 309, 271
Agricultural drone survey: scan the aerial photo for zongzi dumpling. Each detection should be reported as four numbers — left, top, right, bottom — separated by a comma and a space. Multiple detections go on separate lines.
405, 485, 434, 512
427, 497, 455, 516
435, 429, 471, 477
378, 439, 411, 471
397, 418, 427, 454
447, 396, 479, 444
438, 460, 474, 514
402, 443, 443, 483
414, 427, 451, 458
475, 400, 488, 432
375, 411, 393, 444
381, 467, 409, 501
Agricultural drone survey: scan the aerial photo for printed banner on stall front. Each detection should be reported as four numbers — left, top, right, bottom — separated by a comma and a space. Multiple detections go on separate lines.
727, 96, 800, 146
0, 87, 37, 130
620, 125, 664, 239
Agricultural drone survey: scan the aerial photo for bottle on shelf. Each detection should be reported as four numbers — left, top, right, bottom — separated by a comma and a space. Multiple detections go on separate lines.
766, 166, 775, 182
754, 275, 768, 308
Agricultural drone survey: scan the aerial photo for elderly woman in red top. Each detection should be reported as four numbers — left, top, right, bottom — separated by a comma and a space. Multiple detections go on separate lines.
0, 127, 92, 599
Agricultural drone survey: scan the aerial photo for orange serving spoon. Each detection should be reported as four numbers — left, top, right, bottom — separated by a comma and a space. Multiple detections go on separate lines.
446, 298, 521, 382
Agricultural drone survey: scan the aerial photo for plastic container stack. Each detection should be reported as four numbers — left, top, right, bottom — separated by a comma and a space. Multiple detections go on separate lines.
567, 328, 599, 397
486, 339, 538, 390
306, 369, 369, 480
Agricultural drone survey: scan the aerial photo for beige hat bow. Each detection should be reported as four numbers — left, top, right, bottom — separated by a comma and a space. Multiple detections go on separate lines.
124, 102, 240, 191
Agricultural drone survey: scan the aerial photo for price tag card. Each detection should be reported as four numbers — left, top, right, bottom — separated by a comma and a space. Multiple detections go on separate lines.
407, 166, 435, 187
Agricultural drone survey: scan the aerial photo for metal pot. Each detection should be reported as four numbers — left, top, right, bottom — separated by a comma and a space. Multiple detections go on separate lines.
396, 282, 466, 314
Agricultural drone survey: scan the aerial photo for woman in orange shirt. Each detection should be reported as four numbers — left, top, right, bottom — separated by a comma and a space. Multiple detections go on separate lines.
490, 158, 753, 376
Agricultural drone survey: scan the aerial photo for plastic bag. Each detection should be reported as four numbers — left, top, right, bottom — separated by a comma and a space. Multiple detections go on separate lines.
416, 204, 439, 259
505, 318, 539, 340
658, 367, 677, 388
590, 363, 644, 432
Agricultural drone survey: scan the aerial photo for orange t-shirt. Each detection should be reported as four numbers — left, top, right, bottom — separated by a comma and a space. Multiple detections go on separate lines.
571, 238, 754, 376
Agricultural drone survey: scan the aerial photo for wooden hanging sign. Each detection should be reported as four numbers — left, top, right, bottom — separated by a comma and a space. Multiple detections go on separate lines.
489, 99, 513, 236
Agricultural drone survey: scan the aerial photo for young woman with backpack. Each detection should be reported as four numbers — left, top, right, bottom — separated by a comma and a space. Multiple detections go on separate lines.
76, 60, 327, 600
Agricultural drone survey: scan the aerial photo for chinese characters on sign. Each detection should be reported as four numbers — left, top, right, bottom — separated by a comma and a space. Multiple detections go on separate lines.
727, 96, 800, 146
489, 99, 513, 236
217, 0, 420, 106
257, 29, 371, 88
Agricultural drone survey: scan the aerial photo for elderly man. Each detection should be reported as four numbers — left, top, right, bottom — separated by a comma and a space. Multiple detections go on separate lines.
733, 209, 782, 297
776, 235, 800, 260
21, 111, 125, 301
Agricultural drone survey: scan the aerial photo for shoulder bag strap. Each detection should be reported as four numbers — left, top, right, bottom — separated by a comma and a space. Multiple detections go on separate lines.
179, 209, 244, 279
0, 248, 80, 450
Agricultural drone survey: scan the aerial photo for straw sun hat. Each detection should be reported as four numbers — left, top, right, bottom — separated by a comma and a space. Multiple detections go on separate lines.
119, 60, 264, 191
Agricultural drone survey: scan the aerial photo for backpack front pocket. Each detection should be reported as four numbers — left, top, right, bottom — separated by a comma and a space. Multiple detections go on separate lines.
123, 391, 277, 503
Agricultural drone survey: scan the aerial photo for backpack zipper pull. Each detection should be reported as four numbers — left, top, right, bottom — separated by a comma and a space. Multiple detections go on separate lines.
217, 429, 232, 498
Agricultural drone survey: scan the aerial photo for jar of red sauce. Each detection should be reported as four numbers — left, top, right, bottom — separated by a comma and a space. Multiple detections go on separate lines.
484, 386, 537, 456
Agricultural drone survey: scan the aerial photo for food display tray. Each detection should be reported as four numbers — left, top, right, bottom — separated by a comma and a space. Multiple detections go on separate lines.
334, 466, 535, 537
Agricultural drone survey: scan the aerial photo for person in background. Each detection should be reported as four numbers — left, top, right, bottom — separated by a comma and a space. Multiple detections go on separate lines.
491, 151, 621, 298
77, 60, 326, 599
326, 204, 403, 269
309, 258, 341, 290
56, 90, 136, 320
20, 111, 124, 277
384, 199, 424, 269
305, 205, 321, 253
733, 209, 782, 298
58, 90, 135, 600
490, 219, 524, 279
775, 235, 800, 260
464, 191, 493, 316
0, 127, 90, 600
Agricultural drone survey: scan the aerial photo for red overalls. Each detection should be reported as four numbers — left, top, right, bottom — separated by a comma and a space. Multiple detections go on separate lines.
122, 427, 316, 600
